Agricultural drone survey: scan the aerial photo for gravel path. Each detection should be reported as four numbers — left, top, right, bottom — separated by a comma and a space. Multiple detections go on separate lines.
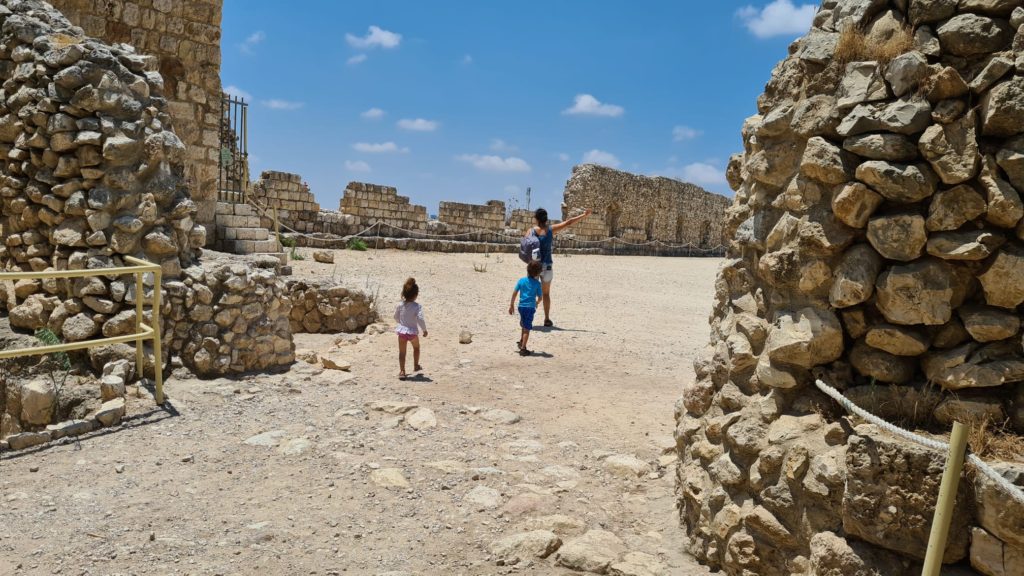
0, 250, 720, 575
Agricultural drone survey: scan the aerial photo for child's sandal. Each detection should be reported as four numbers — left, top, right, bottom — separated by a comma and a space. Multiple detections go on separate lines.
399, 372, 408, 380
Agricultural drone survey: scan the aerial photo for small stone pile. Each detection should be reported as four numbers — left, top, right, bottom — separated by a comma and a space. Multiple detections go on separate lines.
285, 279, 378, 334
167, 256, 294, 377
677, 1, 1024, 575
0, 1, 202, 344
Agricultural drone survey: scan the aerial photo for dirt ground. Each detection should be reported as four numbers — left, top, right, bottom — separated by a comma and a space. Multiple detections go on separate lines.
0, 249, 721, 576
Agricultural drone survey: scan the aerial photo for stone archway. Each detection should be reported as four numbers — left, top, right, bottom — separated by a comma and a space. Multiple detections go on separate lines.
606, 202, 622, 238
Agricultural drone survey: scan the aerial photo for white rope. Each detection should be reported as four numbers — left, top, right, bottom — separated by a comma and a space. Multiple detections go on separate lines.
814, 379, 1024, 506
242, 198, 725, 252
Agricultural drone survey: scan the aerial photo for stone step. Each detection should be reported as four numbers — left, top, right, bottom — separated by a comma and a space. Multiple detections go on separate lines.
215, 201, 258, 218
219, 227, 270, 241
224, 239, 281, 254
215, 214, 263, 228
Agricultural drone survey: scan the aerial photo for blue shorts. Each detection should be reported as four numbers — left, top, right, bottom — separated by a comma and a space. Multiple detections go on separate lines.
518, 306, 536, 331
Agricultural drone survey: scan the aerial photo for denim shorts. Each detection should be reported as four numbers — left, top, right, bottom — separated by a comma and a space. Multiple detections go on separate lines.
518, 306, 536, 331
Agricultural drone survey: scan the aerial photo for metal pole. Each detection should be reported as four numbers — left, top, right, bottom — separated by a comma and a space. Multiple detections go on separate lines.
921, 421, 968, 576
152, 268, 164, 405
134, 270, 144, 384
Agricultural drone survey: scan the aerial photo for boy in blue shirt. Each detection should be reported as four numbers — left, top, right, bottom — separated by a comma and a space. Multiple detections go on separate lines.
509, 260, 543, 356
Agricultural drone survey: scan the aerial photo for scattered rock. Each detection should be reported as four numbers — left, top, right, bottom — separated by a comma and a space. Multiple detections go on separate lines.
312, 250, 334, 263
243, 430, 287, 448
481, 409, 521, 424
366, 400, 419, 414
19, 379, 55, 426
320, 352, 352, 371
489, 530, 561, 565
278, 437, 313, 456
370, 468, 410, 489
99, 374, 126, 401
295, 348, 319, 364
608, 551, 668, 576
555, 529, 627, 574
459, 330, 473, 344
405, 407, 437, 430
94, 398, 125, 427
465, 485, 503, 511
603, 454, 652, 479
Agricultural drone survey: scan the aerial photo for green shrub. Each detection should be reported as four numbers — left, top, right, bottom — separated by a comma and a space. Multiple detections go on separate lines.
348, 238, 368, 251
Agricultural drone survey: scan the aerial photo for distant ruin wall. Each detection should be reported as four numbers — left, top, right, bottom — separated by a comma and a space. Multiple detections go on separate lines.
563, 164, 730, 247
437, 200, 505, 234
338, 181, 428, 235
50, 0, 224, 229
676, 1, 1024, 575
252, 170, 324, 234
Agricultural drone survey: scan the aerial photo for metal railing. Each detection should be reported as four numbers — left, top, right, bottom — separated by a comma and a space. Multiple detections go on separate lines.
0, 256, 165, 404
218, 93, 249, 204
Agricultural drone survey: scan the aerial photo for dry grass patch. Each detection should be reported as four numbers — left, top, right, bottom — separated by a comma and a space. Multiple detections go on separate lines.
834, 24, 915, 66
968, 417, 1024, 463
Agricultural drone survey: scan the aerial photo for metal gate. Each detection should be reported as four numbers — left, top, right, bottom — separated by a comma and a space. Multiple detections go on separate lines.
218, 93, 249, 203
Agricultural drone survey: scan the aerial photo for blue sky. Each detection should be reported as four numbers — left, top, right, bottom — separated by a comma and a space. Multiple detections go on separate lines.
221, 0, 817, 215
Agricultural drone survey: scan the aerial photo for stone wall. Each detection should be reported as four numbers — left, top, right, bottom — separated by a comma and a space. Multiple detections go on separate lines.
338, 182, 427, 235
437, 200, 505, 234
168, 255, 293, 377
285, 279, 377, 334
0, 0, 203, 348
563, 164, 730, 247
49, 0, 223, 229
676, 1, 1024, 575
252, 170, 321, 233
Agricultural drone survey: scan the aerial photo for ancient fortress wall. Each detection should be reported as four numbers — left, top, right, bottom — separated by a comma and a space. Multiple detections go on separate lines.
251, 170, 323, 234
338, 181, 428, 234
563, 164, 731, 247
437, 200, 505, 234
676, 1, 1024, 575
49, 0, 223, 229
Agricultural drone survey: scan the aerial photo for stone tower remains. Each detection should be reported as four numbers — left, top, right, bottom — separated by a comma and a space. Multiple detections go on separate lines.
676, 1, 1024, 575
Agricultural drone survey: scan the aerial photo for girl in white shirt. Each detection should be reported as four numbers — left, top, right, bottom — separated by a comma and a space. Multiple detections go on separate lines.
394, 277, 428, 380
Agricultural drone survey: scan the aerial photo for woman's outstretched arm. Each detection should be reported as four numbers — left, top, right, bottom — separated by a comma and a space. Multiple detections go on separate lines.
551, 208, 592, 234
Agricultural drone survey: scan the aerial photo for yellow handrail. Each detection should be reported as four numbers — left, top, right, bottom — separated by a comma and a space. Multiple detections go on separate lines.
0, 255, 165, 404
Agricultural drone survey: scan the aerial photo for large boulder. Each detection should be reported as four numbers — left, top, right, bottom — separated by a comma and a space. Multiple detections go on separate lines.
875, 259, 954, 325
844, 429, 972, 562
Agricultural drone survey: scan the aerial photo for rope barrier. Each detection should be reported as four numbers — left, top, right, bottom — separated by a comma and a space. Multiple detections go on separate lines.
814, 379, 1024, 506
242, 198, 726, 253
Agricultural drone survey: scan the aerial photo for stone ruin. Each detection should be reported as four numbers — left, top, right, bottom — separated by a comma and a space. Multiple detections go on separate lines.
338, 181, 428, 235
0, 1, 376, 450
50, 0, 225, 229
274, 165, 731, 257
251, 170, 320, 231
676, 1, 1024, 575
563, 164, 731, 247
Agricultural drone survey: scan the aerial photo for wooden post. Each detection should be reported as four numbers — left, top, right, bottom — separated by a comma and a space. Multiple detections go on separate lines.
921, 421, 968, 576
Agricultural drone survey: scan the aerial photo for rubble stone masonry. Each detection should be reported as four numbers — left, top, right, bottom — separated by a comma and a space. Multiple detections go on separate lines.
50, 0, 224, 229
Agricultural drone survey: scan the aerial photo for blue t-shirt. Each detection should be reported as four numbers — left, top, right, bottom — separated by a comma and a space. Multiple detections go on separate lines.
516, 276, 542, 308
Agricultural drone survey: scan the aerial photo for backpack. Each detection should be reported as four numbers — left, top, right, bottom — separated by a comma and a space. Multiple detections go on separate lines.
519, 229, 540, 263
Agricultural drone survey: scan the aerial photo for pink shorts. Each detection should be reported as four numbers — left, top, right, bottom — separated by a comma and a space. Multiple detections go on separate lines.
397, 332, 418, 342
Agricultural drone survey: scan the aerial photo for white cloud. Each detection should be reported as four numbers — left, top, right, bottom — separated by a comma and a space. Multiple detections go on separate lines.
737, 0, 817, 38
346, 25, 402, 49
361, 107, 385, 119
353, 141, 409, 153
456, 154, 531, 173
223, 85, 252, 101
241, 30, 265, 53
490, 139, 518, 153
673, 125, 702, 141
347, 53, 368, 65
345, 160, 371, 173
398, 118, 439, 132
671, 162, 727, 187
582, 149, 621, 168
563, 94, 624, 117
263, 99, 304, 110
557, 153, 570, 162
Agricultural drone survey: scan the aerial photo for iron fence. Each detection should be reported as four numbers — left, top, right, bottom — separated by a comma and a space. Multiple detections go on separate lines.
218, 93, 249, 204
